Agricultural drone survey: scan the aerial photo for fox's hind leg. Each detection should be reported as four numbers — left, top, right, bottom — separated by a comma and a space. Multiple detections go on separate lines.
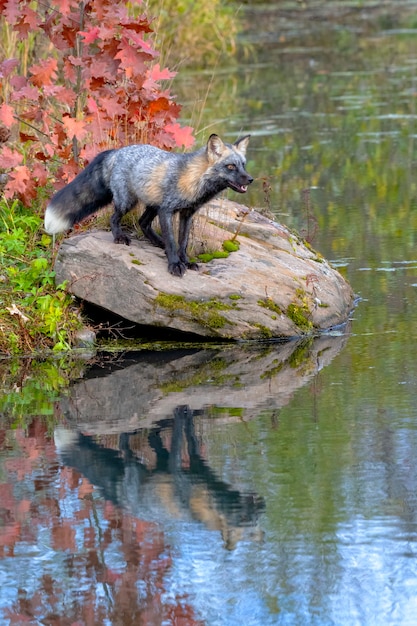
139, 206, 165, 249
158, 210, 186, 277
178, 210, 199, 271
110, 202, 137, 245
111, 187, 141, 245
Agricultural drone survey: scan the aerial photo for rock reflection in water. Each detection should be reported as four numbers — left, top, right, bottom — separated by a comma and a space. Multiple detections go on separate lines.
55, 333, 348, 548
60, 333, 349, 433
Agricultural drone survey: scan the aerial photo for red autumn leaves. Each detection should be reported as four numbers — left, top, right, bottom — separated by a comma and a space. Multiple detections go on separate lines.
0, 0, 194, 205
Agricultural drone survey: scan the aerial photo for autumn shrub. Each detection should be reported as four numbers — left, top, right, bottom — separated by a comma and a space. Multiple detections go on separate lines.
0, 0, 196, 353
0, 0, 194, 206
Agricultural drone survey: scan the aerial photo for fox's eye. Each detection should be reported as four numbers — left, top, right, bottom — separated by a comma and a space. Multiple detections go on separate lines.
226, 164, 236, 170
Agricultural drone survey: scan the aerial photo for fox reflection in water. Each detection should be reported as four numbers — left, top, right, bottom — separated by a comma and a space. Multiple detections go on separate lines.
55, 405, 265, 550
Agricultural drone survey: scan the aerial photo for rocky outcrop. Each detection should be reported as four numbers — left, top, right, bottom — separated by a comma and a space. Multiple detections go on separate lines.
54, 199, 355, 340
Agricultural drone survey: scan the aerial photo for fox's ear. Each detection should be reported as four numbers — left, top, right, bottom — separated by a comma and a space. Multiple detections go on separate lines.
207, 134, 226, 161
234, 135, 250, 156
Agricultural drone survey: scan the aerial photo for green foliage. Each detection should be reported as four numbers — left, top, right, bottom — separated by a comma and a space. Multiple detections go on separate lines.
0, 198, 81, 354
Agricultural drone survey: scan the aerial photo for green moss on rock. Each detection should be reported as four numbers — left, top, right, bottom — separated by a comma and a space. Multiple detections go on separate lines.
286, 303, 313, 332
155, 293, 232, 329
257, 298, 282, 315
223, 239, 240, 253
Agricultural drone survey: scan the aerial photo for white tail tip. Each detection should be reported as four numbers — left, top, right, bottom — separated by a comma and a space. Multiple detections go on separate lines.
44, 204, 71, 235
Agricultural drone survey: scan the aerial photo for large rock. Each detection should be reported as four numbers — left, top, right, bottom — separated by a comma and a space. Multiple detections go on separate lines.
54, 199, 354, 339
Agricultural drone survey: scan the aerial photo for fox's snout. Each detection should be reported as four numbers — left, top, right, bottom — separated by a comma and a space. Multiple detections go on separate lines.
227, 169, 254, 194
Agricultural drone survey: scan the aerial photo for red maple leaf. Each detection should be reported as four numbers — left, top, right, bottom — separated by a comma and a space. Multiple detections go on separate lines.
126, 31, 158, 57
3, 0, 20, 24
148, 96, 170, 116
10, 74, 26, 90
15, 5, 39, 40
143, 63, 177, 92
165, 123, 195, 149
0, 58, 19, 78
42, 85, 76, 108
62, 115, 88, 141
62, 57, 77, 83
114, 38, 149, 76
99, 96, 127, 118
0, 146, 23, 168
20, 131, 37, 143
29, 58, 58, 87
80, 143, 102, 162
147, 63, 176, 81
5, 165, 30, 197
54, 0, 77, 16
0, 103, 15, 127
13, 84, 40, 101
88, 58, 114, 79
79, 26, 100, 45
33, 163, 48, 186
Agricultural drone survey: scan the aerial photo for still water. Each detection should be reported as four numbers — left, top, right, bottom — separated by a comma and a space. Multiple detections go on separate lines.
2, 3, 417, 624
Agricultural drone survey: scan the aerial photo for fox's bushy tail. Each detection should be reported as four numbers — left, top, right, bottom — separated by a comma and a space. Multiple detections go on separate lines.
44, 149, 116, 235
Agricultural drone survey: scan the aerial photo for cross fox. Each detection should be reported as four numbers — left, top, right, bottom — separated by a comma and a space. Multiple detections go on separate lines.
44, 134, 253, 276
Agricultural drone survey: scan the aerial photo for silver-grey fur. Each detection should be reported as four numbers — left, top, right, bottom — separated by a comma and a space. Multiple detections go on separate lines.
45, 134, 253, 276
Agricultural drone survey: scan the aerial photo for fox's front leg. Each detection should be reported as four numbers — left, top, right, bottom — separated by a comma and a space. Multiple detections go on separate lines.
158, 209, 186, 277
178, 210, 199, 271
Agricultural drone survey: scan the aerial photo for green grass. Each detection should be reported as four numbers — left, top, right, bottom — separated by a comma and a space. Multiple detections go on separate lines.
0, 198, 82, 355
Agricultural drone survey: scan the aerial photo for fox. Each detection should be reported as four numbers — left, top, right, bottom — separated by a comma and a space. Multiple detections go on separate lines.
44, 134, 253, 277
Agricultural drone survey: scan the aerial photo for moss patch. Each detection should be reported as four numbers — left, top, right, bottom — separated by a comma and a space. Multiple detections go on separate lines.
197, 250, 229, 263
286, 303, 313, 332
257, 298, 282, 315
155, 293, 232, 330
223, 239, 240, 253
252, 323, 273, 339
197, 253, 215, 263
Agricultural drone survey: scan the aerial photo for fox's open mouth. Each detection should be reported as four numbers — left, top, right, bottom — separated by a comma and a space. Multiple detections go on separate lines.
228, 182, 249, 193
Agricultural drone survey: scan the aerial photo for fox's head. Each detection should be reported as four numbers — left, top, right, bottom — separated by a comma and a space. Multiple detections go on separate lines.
206, 134, 253, 193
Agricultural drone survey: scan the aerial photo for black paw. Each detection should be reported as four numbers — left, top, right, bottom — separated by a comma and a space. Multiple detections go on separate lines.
187, 262, 199, 271
114, 234, 131, 245
168, 261, 186, 277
